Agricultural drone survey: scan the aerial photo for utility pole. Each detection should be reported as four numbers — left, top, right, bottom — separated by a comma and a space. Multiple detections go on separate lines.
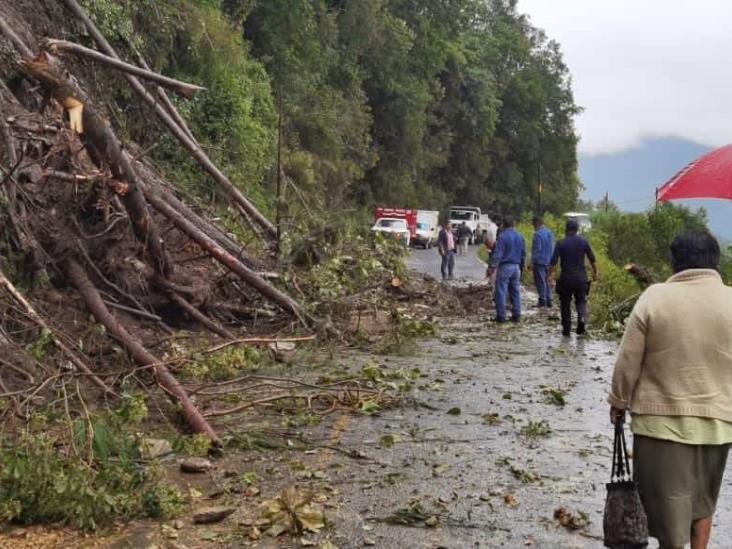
275, 91, 283, 257
604, 191, 609, 212
536, 133, 544, 216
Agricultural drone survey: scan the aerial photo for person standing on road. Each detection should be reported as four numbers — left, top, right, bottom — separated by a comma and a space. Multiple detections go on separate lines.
609, 230, 732, 549
487, 216, 525, 322
437, 221, 456, 281
549, 219, 597, 336
528, 216, 554, 307
457, 222, 471, 256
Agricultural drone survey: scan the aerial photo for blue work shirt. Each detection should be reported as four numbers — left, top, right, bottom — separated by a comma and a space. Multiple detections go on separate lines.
490, 227, 526, 268
531, 226, 554, 266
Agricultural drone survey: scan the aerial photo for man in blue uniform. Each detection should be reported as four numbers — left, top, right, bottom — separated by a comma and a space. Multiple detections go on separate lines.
487, 216, 526, 322
529, 216, 554, 307
549, 219, 598, 336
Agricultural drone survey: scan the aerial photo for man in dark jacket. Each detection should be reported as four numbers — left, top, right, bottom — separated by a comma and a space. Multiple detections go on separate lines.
549, 219, 598, 336
457, 222, 471, 256
487, 216, 526, 322
437, 221, 456, 281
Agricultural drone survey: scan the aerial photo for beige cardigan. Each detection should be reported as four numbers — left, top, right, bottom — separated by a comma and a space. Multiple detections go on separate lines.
609, 269, 732, 421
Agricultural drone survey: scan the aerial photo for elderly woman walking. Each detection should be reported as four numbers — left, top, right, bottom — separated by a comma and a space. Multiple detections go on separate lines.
609, 229, 732, 549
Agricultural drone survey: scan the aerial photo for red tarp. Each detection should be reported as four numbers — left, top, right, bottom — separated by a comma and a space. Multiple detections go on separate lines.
657, 143, 732, 201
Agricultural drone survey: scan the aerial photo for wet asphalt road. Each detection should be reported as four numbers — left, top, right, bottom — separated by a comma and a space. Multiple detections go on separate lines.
320, 248, 732, 548
106, 247, 732, 549
406, 246, 488, 283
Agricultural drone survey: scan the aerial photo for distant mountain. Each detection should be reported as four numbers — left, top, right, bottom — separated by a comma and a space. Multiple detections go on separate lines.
578, 137, 732, 239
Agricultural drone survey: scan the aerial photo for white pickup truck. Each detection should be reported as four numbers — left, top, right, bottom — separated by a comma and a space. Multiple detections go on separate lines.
448, 206, 481, 245
477, 214, 498, 245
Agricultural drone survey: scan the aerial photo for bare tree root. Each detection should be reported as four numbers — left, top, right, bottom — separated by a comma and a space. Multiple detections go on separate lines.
200, 377, 397, 418
13, 47, 173, 276
142, 188, 310, 324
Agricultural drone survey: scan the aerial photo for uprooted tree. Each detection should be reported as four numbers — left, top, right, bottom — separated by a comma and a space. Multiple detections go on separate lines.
0, 0, 315, 445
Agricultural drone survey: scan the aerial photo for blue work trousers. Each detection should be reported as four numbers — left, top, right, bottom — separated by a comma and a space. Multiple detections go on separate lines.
532, 263, 552, 305
495, 263, 522, 320
440, 250, 455, 280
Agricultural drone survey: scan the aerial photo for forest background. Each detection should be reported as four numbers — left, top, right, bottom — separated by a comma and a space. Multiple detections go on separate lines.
82, 0, 580, 224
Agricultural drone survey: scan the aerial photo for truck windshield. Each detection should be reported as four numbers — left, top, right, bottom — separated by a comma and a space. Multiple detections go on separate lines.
450, 211, 472, 220
377, 219, 406, 228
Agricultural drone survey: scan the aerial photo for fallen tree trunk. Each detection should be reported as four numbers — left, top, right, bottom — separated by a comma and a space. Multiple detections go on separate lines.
142, 188, 310, 324
8, 43, 173, 276
65, 259, 220, 444
167, 291, 235, 340
43, 39, 205, 97
137, 162, 255, 267
60, 0, 278, 240
0, 268, 116, 397
135, 51, 197, 142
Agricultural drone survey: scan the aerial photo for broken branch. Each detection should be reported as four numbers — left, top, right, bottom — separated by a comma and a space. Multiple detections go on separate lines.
60, 0, 278, 240
43, 39, 205, 98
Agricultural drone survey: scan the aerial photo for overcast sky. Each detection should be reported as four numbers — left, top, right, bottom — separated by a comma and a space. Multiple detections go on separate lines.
517, 0, 732, 155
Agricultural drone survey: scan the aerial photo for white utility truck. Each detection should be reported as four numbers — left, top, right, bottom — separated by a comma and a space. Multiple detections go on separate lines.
414, 210, 439, 248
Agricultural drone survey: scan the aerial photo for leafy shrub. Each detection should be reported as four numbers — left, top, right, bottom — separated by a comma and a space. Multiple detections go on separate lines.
285, 219, 407, 317
183, 345, 264, 381
0, 397, 184, 530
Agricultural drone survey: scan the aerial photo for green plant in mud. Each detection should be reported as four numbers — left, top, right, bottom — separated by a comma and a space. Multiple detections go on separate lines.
24, 328, 53, 360
0, 394, 184, 530
520, 420, 552, 439
173, 433, 211, 457
540, 385, 568, 407
371, 310, 436, 355
183, 345, 264, 381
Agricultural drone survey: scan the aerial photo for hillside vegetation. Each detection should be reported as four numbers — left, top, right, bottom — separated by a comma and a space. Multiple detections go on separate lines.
82, 0, 581, 222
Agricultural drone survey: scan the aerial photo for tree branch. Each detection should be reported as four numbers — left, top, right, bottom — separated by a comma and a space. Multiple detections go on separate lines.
43, 39, 205, 98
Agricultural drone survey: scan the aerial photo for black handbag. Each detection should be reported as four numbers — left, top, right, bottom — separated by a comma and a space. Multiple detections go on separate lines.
603, 420, 649, 549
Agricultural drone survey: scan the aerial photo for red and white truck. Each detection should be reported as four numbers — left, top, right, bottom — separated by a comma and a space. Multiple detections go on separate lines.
372, 207, 417, 246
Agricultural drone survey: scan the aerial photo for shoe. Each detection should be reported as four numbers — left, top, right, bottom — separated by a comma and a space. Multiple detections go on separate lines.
546, 300, 553, 308
492, 317, 508, 323
510, 316, 521, 323
577, 321, 586, 335
536, 300, 546, 308
562, 328, 571, 337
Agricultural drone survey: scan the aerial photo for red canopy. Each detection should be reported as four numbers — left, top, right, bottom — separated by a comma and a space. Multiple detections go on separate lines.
657, 143, 732, 201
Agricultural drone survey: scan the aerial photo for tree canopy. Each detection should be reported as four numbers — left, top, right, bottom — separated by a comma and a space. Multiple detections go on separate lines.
85, 0, 581, 220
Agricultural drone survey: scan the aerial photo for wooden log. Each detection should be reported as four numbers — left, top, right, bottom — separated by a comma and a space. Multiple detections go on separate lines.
43, 39, 205, 97
60, 0, 278, 240
136, 162, 255, 267
167, 291, 236, 340
142, 188, 310, 324
135, 51, 196, 141
65, 259, 220, 444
